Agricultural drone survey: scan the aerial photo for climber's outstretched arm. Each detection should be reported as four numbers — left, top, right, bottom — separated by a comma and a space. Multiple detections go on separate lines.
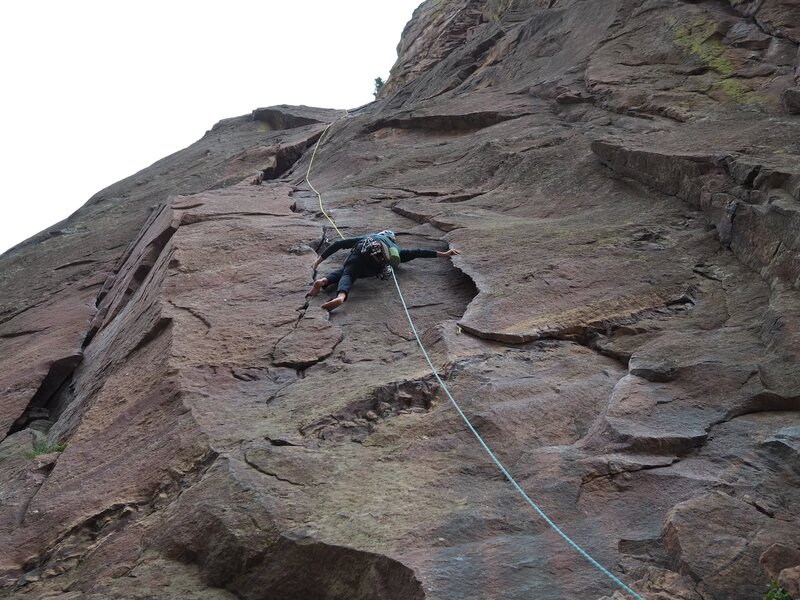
399, 248, 461, 263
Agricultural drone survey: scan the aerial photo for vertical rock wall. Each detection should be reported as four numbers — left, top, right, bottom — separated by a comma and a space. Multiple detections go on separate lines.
1, 2, 799, 599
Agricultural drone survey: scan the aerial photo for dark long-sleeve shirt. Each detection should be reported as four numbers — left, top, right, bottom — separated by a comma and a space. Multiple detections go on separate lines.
320, 236, 437, 262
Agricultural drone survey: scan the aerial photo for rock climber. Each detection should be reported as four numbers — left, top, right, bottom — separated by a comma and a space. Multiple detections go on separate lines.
308, 230, 461, 311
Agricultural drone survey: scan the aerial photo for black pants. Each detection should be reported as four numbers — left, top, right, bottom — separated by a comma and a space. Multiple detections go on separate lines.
324, 255, 381, 298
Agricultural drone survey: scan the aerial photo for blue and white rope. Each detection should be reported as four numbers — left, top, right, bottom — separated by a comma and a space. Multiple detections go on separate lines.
304, 111, 643, 600
389, 267, 644, 600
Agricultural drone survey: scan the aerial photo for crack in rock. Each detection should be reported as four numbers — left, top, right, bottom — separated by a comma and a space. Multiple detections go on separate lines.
300, 377, 440, 443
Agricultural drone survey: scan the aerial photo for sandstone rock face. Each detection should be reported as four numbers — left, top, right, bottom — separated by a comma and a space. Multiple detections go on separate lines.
1, 2, 799, 599
784, 87, 800, 113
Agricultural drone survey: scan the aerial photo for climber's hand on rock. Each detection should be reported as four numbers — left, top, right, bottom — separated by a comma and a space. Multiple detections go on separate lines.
437, 249, 461, 258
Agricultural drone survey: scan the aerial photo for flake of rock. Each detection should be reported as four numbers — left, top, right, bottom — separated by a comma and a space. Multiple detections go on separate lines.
762, 426, 800, 460
272, 318, 343, 369
783, 87, 800, 113
761, 543, 800, 579
597, 567, 704, 600
663, 492, 796, 598
724, 22, 772, 50
779, 565, 800, 598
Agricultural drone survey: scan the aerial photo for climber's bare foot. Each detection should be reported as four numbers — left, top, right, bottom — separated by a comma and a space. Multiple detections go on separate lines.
321, 293, 346, 311
308, 278, 328, 298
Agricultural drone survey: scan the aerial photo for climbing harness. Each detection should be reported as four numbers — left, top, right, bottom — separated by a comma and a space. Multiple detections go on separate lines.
304, 115, 644, 600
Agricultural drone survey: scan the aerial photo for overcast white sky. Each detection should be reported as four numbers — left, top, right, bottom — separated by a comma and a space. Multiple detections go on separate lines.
0, 1, 421, 255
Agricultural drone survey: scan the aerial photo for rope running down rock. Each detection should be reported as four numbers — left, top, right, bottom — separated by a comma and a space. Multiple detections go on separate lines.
303, 113, 644, 600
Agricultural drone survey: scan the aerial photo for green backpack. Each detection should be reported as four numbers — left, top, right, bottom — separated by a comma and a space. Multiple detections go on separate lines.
370, 233, 401, 267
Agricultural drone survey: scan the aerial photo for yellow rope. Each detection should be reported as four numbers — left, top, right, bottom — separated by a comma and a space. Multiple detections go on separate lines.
306, 116, 346, 240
